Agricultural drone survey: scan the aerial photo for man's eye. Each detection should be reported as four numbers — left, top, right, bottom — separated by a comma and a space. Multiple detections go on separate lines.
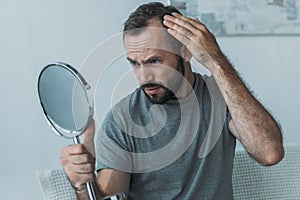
130, 61, 139, 67
149, 59, 161, 64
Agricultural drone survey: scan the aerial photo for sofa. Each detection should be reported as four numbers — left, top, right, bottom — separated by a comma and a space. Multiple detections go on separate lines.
37, 145, 300, 199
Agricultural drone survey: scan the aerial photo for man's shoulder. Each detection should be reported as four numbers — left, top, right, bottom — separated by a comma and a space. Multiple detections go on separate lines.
113, 87, 147, 111
104, 87, 148, 121
193, 73, 220, 95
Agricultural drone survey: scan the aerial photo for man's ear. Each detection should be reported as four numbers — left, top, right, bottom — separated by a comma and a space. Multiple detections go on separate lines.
180, 45, 192, 62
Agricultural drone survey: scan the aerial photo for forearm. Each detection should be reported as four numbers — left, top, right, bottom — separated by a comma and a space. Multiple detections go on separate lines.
210, 53, 284, 165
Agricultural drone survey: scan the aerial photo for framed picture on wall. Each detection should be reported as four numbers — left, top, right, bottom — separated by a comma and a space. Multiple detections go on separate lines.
168, 0, 300, 36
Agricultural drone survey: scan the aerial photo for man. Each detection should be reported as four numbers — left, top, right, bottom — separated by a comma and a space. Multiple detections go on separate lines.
61, 2, 284, 200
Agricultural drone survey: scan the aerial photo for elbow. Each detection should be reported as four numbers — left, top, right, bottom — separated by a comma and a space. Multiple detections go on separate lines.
260, 127, 284, 166
260, 146, 284, 166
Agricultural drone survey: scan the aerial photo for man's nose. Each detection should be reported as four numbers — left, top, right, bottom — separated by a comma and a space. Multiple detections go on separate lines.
138, 65, 154, 85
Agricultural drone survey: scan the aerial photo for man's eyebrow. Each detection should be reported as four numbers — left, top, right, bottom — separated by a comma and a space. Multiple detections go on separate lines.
142, 56, 162, 64
127, 56, 163, 64
127, 57, 136, 63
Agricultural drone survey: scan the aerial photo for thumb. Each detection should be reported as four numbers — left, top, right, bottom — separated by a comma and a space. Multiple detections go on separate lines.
84, 118, 95, 156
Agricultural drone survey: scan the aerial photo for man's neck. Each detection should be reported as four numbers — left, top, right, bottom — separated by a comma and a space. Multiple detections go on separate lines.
175, 63, 195, 99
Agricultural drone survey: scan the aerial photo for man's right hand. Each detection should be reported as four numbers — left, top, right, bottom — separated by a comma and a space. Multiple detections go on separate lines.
61, 119, 96, 192
61, 119, 131, 198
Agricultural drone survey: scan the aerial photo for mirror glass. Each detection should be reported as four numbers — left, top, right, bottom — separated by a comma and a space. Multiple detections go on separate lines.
38, 63, 91, 138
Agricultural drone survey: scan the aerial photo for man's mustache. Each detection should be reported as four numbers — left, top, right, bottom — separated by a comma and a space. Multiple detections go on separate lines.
141, 83, 165, 89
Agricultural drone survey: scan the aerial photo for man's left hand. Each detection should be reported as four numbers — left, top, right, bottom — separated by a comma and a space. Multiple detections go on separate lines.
163, 13, 224, 72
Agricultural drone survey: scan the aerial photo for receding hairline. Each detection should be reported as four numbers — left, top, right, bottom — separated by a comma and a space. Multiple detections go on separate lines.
123, 19, 165, 38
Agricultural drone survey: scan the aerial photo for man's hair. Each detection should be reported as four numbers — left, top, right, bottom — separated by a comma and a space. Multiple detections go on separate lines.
123, 2, 183, 53
123, 2, 181, 32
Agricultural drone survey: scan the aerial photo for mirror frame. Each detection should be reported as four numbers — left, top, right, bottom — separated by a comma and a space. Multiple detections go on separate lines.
37, 62, 93, 139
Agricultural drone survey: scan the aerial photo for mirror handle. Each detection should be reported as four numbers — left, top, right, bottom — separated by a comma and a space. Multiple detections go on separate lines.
73, 136, 97, 200
86, 182, 97, 200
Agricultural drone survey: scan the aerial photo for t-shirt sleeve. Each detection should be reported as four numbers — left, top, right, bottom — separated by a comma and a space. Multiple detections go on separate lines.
226, 106, 236, 137
94, 110, 133, 173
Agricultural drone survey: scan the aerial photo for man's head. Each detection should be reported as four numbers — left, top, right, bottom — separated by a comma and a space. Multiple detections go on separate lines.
123, 2, 191, 104
124, 2, 180, 34
123, 2, 183, 54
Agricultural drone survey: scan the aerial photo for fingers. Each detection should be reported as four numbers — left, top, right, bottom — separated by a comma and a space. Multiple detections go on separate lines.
61, 144, 95, 166
68, 162, 95, 173
164, 13, 206, 33
61, 144, 96, 191
163, 15, 196, 38
68, 173, 95, 191
62, 144, 89, 155
166, 28, 191, 47
62, 152, 95, 165
163, 13, 207, 47
194, 17, 200, 23
172, 12, 202, 25
66, 170, 96, 192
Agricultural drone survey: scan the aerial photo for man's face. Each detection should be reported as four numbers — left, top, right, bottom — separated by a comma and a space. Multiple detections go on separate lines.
124, 25, 184, 104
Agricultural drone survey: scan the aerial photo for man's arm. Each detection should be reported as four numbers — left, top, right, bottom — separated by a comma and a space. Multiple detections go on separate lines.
61, 120, 131, 199
212, 58, 284, 166
163, 13, 284, 166
97, 169, 130, 196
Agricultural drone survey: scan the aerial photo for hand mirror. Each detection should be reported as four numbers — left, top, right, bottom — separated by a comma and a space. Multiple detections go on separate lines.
37, 62, 96, 199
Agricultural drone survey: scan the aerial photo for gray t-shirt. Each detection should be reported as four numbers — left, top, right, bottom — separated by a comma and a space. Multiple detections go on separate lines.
95, 73, 236, 200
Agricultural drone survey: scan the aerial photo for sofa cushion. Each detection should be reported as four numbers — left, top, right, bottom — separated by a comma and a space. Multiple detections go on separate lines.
37, 145, 300, 199
37, 169, 77, 200
233, 145, 300, 199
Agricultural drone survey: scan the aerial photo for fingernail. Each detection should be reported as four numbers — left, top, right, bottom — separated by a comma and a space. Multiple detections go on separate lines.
164, 15, 170, 20
172, 12, 178, 16
163, 20, 169, 25
194, 17, 200, 22
167, 28, 174, 33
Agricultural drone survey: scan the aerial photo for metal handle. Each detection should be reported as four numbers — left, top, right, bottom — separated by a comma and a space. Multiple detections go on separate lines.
101, 193, 127, 200
86, 182, 96, 200
73, 136, 97, 200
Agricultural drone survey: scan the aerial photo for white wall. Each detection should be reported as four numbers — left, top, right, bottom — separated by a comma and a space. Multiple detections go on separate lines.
218, 36, 300, 146
0, 0, 299, 199
0, 0, 165, 199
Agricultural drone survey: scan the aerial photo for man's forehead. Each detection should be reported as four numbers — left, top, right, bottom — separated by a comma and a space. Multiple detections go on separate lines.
124, 27, 174, 53
126, 48, 167, 58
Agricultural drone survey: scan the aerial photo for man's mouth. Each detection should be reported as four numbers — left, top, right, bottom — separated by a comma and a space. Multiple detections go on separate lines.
144, 86, 160, 95
142, 84, 163, 95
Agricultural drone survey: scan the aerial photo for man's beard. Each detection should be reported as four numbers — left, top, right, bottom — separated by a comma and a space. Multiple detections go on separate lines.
142, 83, 175, 104
141, 57, 185, 104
